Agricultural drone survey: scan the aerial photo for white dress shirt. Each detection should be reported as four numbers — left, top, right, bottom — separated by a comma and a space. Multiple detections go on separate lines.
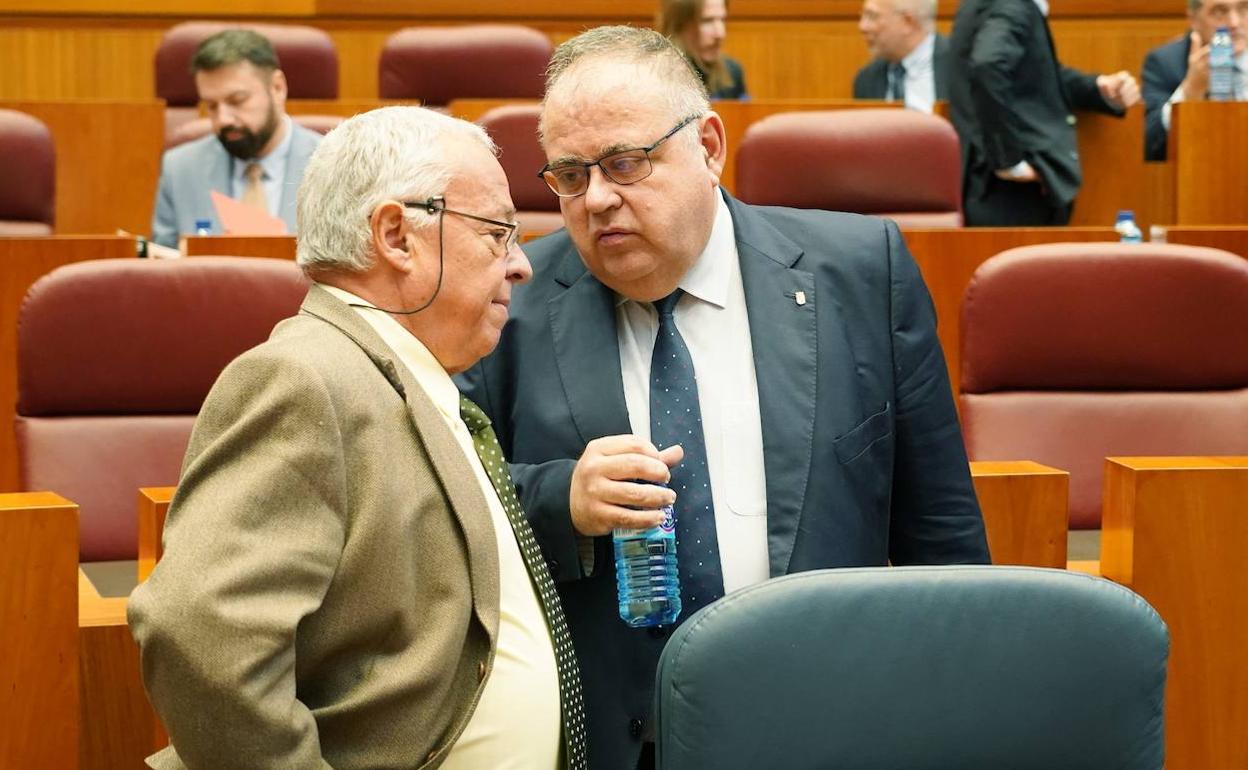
615, 191, 770, 595
319, 284, 562, 770
899, 33, 938, 114
1162, 49, 1248, 131
1032, 0, 1049, 16
228, 115, 293, 216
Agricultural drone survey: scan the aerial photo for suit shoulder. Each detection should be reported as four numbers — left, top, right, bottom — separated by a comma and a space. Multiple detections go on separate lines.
290, 122, 325, 149
1144, 36, 1187, 68
746, 204, 895, 266
160, 134, 223, 172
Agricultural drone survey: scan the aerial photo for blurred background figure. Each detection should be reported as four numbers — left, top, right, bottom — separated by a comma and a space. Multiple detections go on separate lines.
854, 0, 948, 113
657, 0, 748, 99
1142, 0, 1248, 161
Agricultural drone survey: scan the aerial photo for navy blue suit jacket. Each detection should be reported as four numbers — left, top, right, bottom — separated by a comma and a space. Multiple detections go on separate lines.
458, 192, 989, 770
1142, 35, 1190, 161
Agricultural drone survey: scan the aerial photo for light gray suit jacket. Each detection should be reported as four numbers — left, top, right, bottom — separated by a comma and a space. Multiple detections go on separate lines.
150, 122, 321, 248
129, 286, 503, 769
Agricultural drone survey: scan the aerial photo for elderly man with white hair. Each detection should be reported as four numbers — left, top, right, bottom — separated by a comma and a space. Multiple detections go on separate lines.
128, 106, 587, 770
853, 0, 949, 113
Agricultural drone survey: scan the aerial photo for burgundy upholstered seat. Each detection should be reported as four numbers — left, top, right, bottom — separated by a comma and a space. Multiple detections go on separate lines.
960, 242, 1248, 530
476, 103, 563, 239
378, 25, 552, 106
735, 109, 963, 228
155, 21, 339, 145
16, 257, 308, 561
0, 109, 55, 235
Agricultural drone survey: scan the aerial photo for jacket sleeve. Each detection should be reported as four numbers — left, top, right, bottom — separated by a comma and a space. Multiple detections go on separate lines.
127, 351, 345, 769
151, 157, 180, 249
965, 2, 1032, 170
1060, 64, 1122, 115
1142, 48, 1175, 161
882, 220, 991, 565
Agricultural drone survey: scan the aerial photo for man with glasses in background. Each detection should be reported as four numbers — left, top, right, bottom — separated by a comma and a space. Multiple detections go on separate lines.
458, 26, 989, 770
130, 106, 589, 770
1143, 0, 1248, 160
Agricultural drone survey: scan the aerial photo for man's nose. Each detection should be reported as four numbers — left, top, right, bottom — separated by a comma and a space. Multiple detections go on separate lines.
582, 166, 621, 214
506, 241, 533, 284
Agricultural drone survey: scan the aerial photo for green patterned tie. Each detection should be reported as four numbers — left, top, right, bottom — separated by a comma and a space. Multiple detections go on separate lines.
459, 395, 588, 770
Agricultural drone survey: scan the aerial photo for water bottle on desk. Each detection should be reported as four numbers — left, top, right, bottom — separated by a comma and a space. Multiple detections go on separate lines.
614, 486, 681, 628
194, 219, 212, 237
1115, 210, 1142, 243
1209, 26, 1235, 101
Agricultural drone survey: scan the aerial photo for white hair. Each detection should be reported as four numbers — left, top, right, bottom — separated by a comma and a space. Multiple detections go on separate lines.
539, 25, 710, 148
896, 0, 938, 27
295, 106, 497, 275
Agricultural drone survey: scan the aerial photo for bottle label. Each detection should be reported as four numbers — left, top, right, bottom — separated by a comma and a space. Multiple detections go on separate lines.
659, 507, 675, 533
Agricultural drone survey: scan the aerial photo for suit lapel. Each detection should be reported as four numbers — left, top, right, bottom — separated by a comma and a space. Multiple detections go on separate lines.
725, 195, 818, 575
299, 286, 501, 642
547, 250, 633, 444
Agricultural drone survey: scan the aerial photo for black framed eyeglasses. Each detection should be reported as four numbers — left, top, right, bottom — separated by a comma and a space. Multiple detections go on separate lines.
537, 114, 702, 198
404, 196, 520, 254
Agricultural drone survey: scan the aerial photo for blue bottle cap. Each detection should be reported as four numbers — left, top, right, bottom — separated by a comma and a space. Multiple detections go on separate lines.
194, 218, 212, 230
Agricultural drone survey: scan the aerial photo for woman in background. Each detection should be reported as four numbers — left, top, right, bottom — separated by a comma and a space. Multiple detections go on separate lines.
657, 0, 748, 99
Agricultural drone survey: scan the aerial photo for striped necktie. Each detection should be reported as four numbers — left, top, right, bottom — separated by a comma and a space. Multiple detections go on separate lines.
241, 161, 268, 213
459, 395, 588, 770
888, 62, 907, 104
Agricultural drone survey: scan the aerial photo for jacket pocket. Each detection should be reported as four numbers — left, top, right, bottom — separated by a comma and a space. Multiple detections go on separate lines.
832, 403, 892, 464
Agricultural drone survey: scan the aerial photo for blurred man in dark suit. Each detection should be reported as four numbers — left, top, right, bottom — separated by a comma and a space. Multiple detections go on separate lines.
948, 0, 1140, 226
854, 0, 949, 113
1142, 0, 1248, 161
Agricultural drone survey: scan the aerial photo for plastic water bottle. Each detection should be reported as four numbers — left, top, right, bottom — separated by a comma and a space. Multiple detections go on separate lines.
1209, 26, 1235, 102
194, 219, 212, 237
614, 489, 681, 628
1115, 210, 1142, 243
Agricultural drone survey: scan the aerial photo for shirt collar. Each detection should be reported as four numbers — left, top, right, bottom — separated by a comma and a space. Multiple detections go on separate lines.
1032, 0, 1050, 17
316, 283, 463, 423
901, 32, 936, 73
615, 190, 735, 311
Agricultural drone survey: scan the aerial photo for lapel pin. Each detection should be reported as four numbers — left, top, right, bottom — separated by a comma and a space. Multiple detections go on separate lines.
794, 291, 807, 306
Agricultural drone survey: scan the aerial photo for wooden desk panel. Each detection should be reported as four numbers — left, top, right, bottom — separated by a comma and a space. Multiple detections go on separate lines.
78, 568, 166, 770
0, 237, 136, 491
0, 100, 164, 234
1171, 102, 1248, 225
0, 492, 78, 769
901, 227, 1119, 397
183, 235, 297, 260
970, 461, 1068, 568
1102, 456, 1248, 770
1157, 225, 1248, 258
137, 486, 173, 583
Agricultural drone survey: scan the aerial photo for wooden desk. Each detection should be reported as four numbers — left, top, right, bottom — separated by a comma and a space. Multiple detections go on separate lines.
0, 491, 78, 769
78, 566, 165, 770
183, 235, 297, 260
1155, 225, 1248, 258
1102, 456, 1248, 770
137, 486, 173, 583
1170, 102, 1248, 225
0, 236, 136, 491
970, 461, 1068, 568
0, 100, 164, 234
900, 227, 1120, 396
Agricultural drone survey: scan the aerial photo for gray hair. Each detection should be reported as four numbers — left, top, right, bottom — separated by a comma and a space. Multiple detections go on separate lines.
539, 26, 710, 145
894, 0, 938, 28
295, 106, 496, 275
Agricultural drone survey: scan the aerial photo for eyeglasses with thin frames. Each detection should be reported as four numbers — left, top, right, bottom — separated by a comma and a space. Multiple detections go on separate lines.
537, 114, 702, 198
403, 196, 521, 254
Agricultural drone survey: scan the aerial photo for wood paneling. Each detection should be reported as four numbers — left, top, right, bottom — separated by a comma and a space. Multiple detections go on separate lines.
79, 568, 166, 770
1102, 456, 1248, 770
184, 234, 297, 259
970, 460, 1069, 568
0, 492, 78, 770
1171, 102, 1248, 225
137, 487, 173, 583
1159, 225, 1248, 257
0, 100, 164, 234
0, 237, 135, 491
901, 227, 1120, 397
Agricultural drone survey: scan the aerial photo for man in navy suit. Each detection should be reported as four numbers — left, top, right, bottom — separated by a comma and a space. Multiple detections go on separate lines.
151, 29, 321, 247
1142, 0, 1248, 161
853, 0, 950, 113
458, 25, 989, 770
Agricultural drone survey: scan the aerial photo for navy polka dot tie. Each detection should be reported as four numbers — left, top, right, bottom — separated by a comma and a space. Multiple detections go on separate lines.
650, 290, 724, 620
460, 395, 588, 770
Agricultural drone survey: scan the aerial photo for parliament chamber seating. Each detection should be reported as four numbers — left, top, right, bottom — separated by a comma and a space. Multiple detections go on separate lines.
378, 25, 552, 106
476, 103, 563, 238
655, 566, 1168, 770
155, 21, 340, 145
15, 257, 308, 562
959, 242, 1248, 531
734, 109, 962, 227
0, 108, 55, 235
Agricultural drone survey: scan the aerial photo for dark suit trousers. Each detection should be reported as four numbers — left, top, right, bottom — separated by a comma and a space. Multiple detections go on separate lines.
965, 175, 1073, 227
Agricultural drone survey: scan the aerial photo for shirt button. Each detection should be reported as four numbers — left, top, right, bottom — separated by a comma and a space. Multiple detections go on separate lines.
477, 660, 487, 681
547, 557, 560, 575
1066, 114, 1076, 125
648, 626, 669, 639
628, 718, 644, 738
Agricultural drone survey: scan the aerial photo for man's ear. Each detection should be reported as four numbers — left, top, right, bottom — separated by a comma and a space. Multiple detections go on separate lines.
269, 68, 289, 102
699, 112, 728, 185
370, 201, 416, 272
